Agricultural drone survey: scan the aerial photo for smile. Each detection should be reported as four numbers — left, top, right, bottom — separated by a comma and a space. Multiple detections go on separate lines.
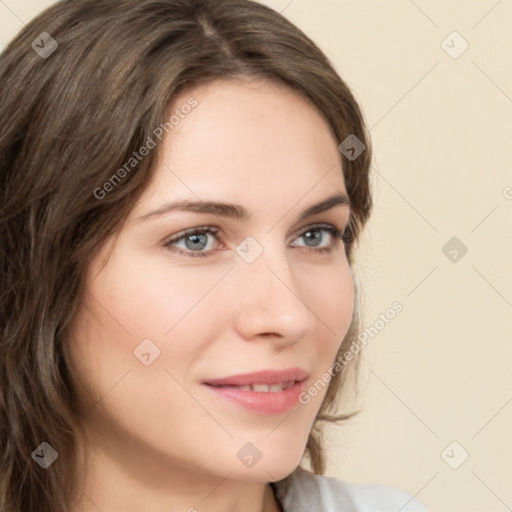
209, 381, 297, 392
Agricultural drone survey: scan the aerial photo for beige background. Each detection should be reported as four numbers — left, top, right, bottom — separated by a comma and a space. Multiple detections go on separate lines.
2, 1, 511, 511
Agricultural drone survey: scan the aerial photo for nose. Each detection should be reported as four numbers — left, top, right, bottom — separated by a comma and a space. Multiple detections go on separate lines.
231, 242, 317, 347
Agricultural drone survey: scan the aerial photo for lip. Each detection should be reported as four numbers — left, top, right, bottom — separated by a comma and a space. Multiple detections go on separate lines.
202, 368, 309, 415
203, 368, 309, 387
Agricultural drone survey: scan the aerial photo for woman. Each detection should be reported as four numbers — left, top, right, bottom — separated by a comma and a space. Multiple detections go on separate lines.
0, 1, 427, 511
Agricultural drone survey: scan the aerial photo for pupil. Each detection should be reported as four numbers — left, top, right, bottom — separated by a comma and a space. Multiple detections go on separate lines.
185, 233, 207, 250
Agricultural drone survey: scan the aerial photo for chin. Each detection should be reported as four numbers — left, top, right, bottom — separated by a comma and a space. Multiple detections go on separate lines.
221, 432, 308, 483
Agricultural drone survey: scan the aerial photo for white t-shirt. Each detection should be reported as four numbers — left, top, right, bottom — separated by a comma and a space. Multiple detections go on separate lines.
272, 466, 429, 512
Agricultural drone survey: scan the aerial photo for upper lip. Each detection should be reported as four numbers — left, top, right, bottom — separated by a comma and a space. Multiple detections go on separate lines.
203, 367, 309, 387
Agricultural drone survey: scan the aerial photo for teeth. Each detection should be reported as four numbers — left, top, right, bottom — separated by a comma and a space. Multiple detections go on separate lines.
249, 381, 295, 392
252, 383, 273, 392
215, 381, 296, 392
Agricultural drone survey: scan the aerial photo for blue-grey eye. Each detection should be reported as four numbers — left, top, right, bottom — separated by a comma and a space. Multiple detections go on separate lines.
303, 229, 324, 247
290, 225, 343, 251
164, 227, 218, 255
184, 233, 208, 251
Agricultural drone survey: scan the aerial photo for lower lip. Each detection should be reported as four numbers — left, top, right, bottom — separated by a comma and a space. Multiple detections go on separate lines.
202, 380, 306, 415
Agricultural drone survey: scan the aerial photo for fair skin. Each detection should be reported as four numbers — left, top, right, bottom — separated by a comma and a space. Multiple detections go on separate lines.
66, 77, 354, 512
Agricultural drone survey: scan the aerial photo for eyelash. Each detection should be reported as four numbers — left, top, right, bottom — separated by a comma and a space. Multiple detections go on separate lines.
162, 223, 350, 258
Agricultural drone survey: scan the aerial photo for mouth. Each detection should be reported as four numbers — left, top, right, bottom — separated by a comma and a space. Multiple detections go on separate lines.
208, 381, 298, 392
202, 368, 309, 415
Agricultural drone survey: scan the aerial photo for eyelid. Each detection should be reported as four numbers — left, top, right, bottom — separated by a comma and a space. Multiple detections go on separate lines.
293, 221, 345, 237
163, 225, 220, 248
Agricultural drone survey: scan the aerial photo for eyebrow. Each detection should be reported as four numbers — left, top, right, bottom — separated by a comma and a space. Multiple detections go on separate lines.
135, 192, 351, 223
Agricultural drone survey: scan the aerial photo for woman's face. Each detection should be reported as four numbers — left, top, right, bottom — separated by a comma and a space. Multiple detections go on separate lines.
67, 78, 354, 485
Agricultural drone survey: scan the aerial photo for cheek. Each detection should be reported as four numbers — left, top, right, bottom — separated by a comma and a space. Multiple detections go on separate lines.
89, 251, 233, 340
69, 254, 235, 401
298, 261, 355, 408
305, 258, 355, 345
65, 264, 233, 441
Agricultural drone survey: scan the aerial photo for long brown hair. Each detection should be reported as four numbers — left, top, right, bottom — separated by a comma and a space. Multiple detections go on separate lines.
0, 1, 372, 510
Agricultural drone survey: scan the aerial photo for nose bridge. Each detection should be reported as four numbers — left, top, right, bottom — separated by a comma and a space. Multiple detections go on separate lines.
232, 238, 315, 340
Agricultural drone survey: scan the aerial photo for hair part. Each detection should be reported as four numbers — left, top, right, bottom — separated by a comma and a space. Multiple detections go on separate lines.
0, 1, 372, 510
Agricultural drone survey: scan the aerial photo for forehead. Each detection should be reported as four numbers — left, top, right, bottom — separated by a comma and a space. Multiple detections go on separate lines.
132, 78, 346, 215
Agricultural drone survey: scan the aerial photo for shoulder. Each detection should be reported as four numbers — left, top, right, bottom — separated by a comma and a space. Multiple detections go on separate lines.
343, 481, 428, 512
273, 466, 428, 512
